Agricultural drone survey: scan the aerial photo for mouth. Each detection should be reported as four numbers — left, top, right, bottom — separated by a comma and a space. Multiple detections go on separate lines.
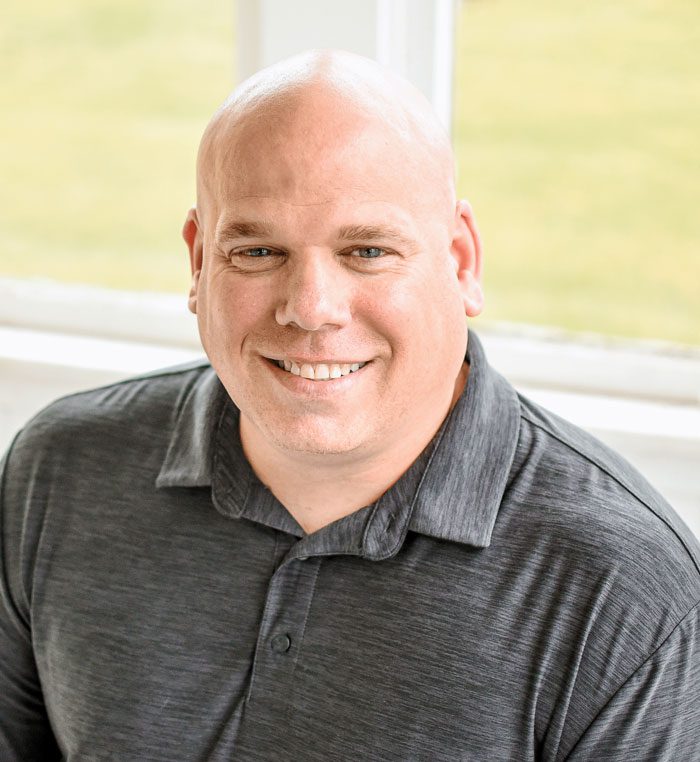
265, 357, 368, 381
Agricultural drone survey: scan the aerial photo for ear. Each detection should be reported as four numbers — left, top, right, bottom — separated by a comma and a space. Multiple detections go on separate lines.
450, 199, 484, 318
182, 207, 203, 315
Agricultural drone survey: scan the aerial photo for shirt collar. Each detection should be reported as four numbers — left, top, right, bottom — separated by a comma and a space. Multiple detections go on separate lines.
156, 331, 521, 551
407, 331, 521, 548
155, 365, 224, 489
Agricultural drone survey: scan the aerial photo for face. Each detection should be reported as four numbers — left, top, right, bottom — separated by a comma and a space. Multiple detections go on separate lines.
185, 100, 483, 460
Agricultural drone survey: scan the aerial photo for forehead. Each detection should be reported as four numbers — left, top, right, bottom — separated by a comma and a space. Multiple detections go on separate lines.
214, 197, 425, 254
200, 93, 449, 229
212, 154, 435, 250
223, 130, 411, 203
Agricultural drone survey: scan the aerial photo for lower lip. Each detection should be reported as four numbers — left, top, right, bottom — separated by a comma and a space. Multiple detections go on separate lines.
263, 358, 368, 394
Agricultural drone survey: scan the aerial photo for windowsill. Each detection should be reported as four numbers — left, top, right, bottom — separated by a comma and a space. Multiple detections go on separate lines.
2, 276, 698, 403
1, 277, 698, 538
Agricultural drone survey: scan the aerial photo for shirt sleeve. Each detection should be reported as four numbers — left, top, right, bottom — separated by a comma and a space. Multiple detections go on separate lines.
565, 600, 700, 761
0, 441, 62, 761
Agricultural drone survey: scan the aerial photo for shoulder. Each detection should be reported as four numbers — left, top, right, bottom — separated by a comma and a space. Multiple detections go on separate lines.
3, 360, 214, 484
503, 391, 700, 614
12, 360, 210, 450
0, 361, 217, 612
495, 393, 700, 751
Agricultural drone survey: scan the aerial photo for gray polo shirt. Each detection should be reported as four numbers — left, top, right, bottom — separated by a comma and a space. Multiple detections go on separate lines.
1, 333, 698, 761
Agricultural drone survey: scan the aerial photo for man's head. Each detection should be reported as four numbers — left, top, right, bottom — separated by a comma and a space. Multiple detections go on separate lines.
183, 49, 484, 461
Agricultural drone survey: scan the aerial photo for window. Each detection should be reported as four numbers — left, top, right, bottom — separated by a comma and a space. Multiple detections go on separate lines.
2, 0, 697, 347
454, 0, 699, 345
0, 0, 234, 293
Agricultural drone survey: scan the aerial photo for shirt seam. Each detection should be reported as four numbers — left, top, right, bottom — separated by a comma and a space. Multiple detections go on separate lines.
563, 597, 700, 760
520, 408, 700, 577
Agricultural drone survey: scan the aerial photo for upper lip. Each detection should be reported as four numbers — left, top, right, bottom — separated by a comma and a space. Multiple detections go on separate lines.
264, 355, 368, 364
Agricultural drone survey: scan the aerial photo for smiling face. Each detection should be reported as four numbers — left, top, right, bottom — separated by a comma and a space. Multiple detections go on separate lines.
185, 55, 483, 462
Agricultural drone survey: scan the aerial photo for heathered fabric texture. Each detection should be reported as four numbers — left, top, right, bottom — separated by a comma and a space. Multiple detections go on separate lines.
0, 333, 698, 761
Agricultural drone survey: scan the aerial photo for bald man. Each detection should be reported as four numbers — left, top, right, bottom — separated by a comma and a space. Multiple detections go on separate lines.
1, 51, 698, 761
184, 52, 481, 535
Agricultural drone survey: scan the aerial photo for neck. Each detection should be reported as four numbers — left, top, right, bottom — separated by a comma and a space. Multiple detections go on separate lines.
240, 362, 469, 534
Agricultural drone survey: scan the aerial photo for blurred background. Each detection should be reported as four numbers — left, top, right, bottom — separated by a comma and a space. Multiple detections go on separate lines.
2, 0, 698, 343
1, 0, 698, 535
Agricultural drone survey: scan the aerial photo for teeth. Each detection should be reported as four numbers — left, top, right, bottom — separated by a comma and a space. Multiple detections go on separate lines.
274, 358, 366, 380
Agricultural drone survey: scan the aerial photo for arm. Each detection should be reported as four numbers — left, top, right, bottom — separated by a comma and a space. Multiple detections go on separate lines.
0, 444, 61, 760
566, 601, 700, 761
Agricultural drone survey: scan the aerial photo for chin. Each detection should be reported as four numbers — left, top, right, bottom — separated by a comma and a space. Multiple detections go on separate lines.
262, 419, 369, 458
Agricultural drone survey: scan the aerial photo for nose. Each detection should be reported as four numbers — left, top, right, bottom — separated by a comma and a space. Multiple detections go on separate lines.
275, 253, 352, 331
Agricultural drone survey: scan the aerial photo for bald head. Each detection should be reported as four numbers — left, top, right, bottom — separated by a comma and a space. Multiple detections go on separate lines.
195, 50, 456, 220
182, 49, 484, 466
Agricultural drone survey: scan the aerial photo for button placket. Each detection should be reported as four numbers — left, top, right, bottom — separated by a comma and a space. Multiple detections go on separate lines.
245, 555, 320, 706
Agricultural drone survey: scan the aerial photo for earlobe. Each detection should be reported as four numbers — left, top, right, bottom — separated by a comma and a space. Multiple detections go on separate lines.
188, 270, 200, 315
451, 199, 484, 318
461, 271, 484, 318
183, 207, 203, 315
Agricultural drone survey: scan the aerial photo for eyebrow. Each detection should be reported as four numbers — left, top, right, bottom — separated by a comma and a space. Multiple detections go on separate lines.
216, 219, 415, 248
338, 225, 415, 248
216, 220, 273, 241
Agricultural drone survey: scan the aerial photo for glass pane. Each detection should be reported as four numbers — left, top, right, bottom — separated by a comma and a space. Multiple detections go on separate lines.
0, 0, 233, 292
454, 0, 699, 345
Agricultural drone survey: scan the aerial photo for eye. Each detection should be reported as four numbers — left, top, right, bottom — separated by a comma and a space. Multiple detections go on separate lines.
349, 247, 385, 259
227, 246, 284, 272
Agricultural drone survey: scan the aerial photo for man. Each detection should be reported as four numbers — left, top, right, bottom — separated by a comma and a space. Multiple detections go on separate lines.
0, 50, 698, 761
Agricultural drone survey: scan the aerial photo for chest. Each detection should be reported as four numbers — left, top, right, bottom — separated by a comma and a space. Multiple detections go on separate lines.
32, 522, 563, 761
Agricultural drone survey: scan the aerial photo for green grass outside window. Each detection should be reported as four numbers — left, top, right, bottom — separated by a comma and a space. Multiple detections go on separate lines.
1, 0, 698, 345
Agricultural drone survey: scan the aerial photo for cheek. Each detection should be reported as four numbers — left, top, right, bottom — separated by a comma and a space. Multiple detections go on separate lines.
196, 276, 263, 372
206, 275, 273, 333
366, 271, 465, 353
